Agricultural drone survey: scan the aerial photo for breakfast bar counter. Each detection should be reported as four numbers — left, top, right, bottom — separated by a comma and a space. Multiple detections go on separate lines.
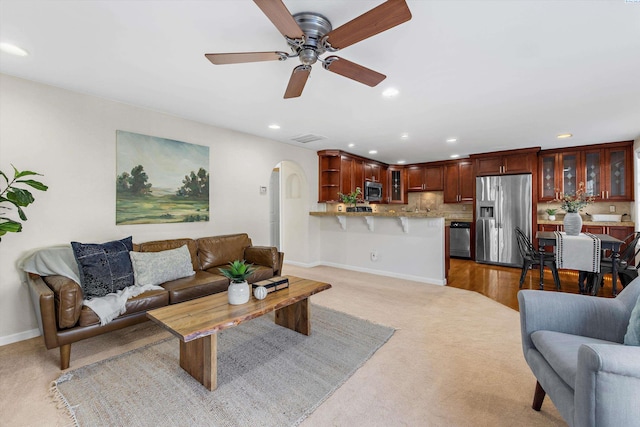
309, 211, 456, 285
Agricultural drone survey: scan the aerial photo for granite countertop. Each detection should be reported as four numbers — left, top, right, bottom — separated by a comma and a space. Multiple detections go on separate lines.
538, 218, 635, 227
309, 211, 474, 226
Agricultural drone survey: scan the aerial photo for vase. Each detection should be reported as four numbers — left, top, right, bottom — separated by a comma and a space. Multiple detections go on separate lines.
548, 215, 556, 221
228, 280, 250, 305
563, 212, 582, 236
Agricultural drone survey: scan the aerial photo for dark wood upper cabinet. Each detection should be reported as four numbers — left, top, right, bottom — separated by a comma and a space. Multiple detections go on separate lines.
538, 141, 633, 202
387, 166, 407, 204
472, 148, 539, 176
407, 165, 443, 191
444, 160, 473, 203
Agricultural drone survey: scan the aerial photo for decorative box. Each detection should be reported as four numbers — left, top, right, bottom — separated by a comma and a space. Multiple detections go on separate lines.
252, 276, 289, 294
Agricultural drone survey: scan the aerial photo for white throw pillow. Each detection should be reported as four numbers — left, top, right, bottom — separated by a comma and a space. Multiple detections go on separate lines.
129, 245, 195, 287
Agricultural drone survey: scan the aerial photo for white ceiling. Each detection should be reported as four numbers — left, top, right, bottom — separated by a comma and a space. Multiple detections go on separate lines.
1, 1, 639, 165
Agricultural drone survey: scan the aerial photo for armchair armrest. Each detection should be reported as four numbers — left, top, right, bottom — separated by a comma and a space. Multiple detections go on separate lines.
518, 290, 631, 353
575, 343, 640, 426
27, 273, 60, 349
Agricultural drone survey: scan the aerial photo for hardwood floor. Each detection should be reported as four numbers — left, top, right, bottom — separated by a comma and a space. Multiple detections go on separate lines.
447, 258, 616, 311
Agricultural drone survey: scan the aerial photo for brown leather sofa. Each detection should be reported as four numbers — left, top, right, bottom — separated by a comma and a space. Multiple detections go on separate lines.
28, 233, 284, 369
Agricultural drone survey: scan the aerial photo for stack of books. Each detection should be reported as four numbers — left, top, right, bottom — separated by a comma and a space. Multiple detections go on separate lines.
252, 276, 289, 294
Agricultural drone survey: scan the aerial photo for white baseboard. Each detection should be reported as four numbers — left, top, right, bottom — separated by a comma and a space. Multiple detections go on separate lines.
283, 260, 322, 268
0, 328, 41, 347
284, 260, 446, 286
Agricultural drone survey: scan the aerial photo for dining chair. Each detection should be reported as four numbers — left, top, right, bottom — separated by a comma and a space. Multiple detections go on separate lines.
515, 226, 561, 290
590, 231, 640, 295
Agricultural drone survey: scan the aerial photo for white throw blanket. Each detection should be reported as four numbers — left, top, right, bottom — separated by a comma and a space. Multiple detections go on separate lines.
554, 231, 602, 273
20, 245, 163, 325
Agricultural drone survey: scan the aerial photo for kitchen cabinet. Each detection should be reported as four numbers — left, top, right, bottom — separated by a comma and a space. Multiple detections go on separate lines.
473, 148, 539, 176
539, 141, 633, 202
407, 165, 444, 191
582, 143, 633, 201
318, 150, 342, 202
387, 166, 407, 204
340, 155, 364, 198
364, 161, 384, 183
444, 160, 473, 203
539, 151, 581, 202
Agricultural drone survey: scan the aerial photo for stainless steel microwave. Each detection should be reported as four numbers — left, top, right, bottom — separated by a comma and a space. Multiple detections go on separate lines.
364, 181, 383, 202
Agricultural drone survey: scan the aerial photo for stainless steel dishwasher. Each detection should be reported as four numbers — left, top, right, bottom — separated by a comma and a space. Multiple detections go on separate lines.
450, 221, 471, 259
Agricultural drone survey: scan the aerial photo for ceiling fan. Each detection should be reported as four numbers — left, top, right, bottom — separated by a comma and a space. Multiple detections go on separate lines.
205, 0, 412, 99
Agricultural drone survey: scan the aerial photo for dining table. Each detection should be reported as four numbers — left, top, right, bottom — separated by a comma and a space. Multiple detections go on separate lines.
536, 231, 624, 296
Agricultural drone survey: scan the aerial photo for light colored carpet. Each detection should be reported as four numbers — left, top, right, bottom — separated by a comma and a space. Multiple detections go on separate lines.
0, 265, 564, 426
52, 306, 394, 427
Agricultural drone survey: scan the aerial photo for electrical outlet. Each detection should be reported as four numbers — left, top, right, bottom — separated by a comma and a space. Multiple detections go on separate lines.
609, 205, 616, 212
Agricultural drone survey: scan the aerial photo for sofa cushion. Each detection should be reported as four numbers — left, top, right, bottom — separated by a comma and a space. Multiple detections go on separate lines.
43, 275, 83, 329
137, 238, 199, 271
129, 245, 195, 287
78, 288, 168, 327
624, 295, 640, 346
531, 330, 623, 388
161, 270, 229, 304
71, 236, 134, 299
197, 234, 252, 270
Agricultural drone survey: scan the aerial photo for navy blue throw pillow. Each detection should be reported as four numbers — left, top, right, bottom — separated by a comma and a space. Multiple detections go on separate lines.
71, 236, 134, 299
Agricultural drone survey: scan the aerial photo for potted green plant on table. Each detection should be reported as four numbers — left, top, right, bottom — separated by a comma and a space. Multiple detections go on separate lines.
0, 165, 48, 242
219, 260, 256, 305
555, 182, 595, 235
338, 187, 362, 212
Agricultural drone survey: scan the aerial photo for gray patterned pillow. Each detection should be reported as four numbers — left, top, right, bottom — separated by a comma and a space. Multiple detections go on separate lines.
129, 244, 195, 287
71, 236, 134, 299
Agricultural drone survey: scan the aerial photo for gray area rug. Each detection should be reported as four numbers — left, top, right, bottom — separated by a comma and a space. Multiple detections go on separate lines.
52, 305, 394, 427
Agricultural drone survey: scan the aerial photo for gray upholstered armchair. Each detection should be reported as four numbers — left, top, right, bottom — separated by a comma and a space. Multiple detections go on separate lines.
518, 279, 640, 427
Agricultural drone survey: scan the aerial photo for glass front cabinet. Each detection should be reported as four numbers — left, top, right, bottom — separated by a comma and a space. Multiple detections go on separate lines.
539, 141, 633, 202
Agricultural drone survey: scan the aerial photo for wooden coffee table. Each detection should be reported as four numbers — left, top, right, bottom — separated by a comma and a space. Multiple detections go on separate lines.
147, 276, 331, 390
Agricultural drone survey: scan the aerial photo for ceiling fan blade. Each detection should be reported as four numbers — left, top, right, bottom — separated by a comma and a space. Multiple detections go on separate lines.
284, 65, 311, 99
324, 0, 412, 50
254, 0, 304, 40
205, 52, 285, 65
323, 56, 386, 87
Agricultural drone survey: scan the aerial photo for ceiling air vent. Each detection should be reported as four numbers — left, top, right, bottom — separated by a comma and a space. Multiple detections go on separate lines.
290, 133, 327, 144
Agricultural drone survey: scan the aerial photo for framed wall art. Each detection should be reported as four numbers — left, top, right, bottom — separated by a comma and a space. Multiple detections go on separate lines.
116, 130, 210, 225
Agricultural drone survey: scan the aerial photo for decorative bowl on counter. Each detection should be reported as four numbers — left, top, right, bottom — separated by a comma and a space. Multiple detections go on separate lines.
589, 214, 623, 222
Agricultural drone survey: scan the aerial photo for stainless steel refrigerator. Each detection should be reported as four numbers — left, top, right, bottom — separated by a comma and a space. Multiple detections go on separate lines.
476, 174, 532, 267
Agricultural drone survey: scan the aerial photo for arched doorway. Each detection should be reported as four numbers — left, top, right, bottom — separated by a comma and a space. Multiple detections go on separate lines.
269, 160, 309, 258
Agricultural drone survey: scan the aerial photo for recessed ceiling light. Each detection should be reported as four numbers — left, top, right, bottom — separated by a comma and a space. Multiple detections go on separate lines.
369, 150, 378, 154
397, 160, 406, 164
446, 138, 457, 143
348, 143, 355, 148
400, 133, 409, 139
382, 88, 399, 98
450, 154, 460, 158
0, 42, 29, 56
268, 124, 280, 130
557, 133, 573, 139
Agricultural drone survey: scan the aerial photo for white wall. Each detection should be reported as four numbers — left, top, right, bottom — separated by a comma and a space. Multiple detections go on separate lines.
0, 74, 318, 343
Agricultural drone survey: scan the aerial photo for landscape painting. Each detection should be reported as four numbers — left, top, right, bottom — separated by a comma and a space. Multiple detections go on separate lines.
116, 130, 210, 225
